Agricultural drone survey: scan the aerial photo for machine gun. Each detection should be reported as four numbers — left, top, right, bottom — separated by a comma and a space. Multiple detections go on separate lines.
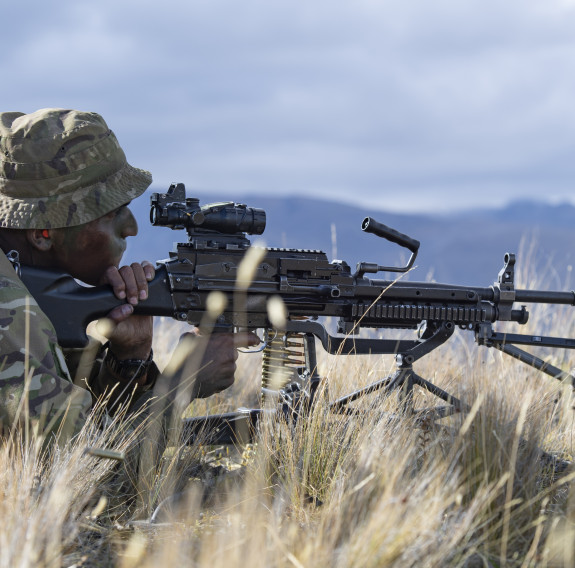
20, 183, 575, 444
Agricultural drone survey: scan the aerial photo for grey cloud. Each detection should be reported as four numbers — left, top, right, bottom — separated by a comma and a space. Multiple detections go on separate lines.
2, 0, 575, 211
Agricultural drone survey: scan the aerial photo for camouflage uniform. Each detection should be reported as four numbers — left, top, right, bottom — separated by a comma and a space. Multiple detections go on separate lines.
0, 249, 91, 437
0, 109, 156, 439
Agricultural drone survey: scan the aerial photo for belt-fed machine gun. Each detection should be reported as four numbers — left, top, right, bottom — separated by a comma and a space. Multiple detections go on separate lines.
21, 183, 575, 444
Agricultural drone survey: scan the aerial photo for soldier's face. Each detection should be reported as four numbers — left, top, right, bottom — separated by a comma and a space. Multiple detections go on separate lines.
50, 204, 138, 285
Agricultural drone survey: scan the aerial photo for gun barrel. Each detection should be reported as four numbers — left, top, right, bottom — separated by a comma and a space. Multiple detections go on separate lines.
371, 280, 575, 308
515, 290, 575, 306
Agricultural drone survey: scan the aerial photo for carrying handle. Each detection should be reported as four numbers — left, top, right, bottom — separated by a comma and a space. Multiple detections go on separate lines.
362, 218, 420, 254
355, 217, 420, 277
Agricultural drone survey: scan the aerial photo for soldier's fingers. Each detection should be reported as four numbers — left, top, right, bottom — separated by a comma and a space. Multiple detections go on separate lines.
234, 331, 261, 348
118, 265, 139, 305
102, 266, 127, 300
100, 304, 134, 328
213, 360, 237, 375
141, 260, 156, 281
129, 263, 150, 300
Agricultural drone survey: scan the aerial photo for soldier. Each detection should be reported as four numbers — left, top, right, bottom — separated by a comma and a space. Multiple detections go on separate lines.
0, 108, 257, 447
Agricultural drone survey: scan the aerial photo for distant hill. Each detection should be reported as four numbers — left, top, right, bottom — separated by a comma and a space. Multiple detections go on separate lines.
124, 189, 575, 287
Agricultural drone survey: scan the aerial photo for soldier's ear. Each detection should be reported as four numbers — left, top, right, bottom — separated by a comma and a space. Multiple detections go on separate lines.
26, 229, 53, 252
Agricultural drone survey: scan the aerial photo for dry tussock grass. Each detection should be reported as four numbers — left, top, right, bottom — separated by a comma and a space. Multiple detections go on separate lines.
4, 247, 575, 567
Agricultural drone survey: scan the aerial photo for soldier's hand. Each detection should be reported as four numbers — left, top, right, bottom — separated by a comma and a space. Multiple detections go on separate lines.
101, 261, 155, 307
164, 329, 261, 399
98, 261, 155, 360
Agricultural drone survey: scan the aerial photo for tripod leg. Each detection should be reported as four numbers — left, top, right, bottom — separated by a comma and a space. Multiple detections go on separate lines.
329, 367, 410, 412
387, 366, 415, 414
411, 373, 469, 413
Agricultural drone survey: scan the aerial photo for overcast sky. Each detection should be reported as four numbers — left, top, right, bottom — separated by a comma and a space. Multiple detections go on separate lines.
3, 0, 575, 212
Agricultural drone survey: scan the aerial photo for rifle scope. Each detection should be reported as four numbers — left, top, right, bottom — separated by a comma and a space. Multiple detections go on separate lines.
150, 183, 266, 235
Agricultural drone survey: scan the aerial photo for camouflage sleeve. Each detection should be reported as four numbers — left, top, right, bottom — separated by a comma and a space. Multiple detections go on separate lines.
64, 339, 160, 416
0, 252, 92, 439
0, 252, 172, 512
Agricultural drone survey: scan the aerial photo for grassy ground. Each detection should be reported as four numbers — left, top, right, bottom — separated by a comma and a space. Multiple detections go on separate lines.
3, 261, 575, 567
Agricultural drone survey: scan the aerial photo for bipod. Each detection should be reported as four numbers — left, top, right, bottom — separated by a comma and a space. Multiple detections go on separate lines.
330, 321, 470, 421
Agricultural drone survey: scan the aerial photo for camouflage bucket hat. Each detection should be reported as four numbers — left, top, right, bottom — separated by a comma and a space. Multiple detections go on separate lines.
0, 108, 152, 229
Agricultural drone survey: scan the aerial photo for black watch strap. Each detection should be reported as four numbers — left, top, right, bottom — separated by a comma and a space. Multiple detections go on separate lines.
105, 348, 154, 382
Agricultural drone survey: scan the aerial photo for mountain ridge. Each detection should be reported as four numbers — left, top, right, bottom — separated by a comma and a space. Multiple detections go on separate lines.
125, 190, 575, 287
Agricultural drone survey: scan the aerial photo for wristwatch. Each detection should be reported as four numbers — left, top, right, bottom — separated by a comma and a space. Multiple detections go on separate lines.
105, 348, 154, 382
